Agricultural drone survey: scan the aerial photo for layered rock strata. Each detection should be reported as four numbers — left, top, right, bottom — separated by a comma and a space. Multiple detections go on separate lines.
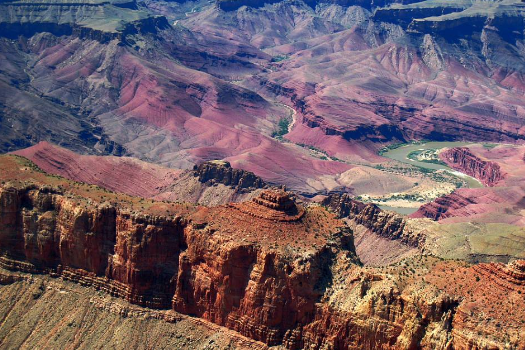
411, 192, 475, 221
230, 189, 305, 222
194, 160, 267, 190
0, 181, 356, 347
473, 259, 525, 290
14, 142, 267, 205
0, 0, 169, 43
440, 147, 505, 187
322, 193, 423, 247
1, 156, 524, 349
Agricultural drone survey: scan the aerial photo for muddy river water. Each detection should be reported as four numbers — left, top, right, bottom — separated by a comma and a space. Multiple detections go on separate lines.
378, 142, 484, 215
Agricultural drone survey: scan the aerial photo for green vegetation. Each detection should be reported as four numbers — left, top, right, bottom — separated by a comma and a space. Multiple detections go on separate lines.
373, 193, 426, 203
378, 143, 405, 156
296, 143, 343, 162
271, 55, 290, 63
483, 143, 498, 150
272, 117, 291, 138
378, 140, 431, 156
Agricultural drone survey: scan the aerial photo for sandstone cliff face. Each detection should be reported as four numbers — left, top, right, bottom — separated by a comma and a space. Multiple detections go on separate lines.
322, 193, 424, 247
0, 184, 357, 347
1, 180, 524, 349
0, 184, 188, 308
440, 147, 505, 187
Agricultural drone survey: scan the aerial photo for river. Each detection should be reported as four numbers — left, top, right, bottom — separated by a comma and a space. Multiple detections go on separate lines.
382, 141, 483, 188
377, 141, 484, 215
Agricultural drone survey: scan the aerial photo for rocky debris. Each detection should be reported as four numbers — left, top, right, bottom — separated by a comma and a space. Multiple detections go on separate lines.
194, 160, 266, 190
0, 270, 26, 285
440, 147, 505, 187
322, 193, 423, 247
0, 270, 266, 350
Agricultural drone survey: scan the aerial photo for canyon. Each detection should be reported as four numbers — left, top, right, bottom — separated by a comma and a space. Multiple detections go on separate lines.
2, 0, 525, 194
1, 154, 525, 349
1, 0, 525, 348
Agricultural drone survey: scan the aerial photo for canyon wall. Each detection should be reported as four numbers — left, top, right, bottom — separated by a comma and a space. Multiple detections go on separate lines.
0, 0, 169, 43
440, 147, 505, 187
411, 192, 476, 221
0, 184, 358, 347
1, 181, 524, 349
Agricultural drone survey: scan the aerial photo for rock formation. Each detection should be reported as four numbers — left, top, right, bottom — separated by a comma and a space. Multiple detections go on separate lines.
230, 189, 304, 222
13, 142, 267, 205
0, 0, 169, 43
473, 259, 525, 290
194, 160, 266, 190
0, 155, 525, 349
0, 179, 356, 347
440, 147, 505, 187
322, 193, 423, 247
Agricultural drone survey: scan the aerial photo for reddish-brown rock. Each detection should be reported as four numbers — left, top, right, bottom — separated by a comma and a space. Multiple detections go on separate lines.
440, 147, 505, 187
194, 160, 267, 190
1, 156, 524, 349
411, 192, 476, 221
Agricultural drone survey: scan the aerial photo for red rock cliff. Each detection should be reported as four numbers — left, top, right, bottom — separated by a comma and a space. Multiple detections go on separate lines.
1, 181, 524, 349
440, 147, 505, 187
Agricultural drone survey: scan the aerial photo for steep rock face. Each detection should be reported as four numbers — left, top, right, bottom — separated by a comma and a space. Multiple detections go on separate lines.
322, 193, 423, 247
0, 184, 189, 308
1, 159, 525, 349
194, 160, 267, 190
440, 147, 505, 186
172, 189, 356, 346
0, 184, 360, 347
426, 259, 525, 349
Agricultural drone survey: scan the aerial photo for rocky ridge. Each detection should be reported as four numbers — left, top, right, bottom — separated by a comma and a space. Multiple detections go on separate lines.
0, 0, 169, 43
14, 142, 267, 205
194, 160, 267, 190
322, 193, 423, 247
412, 192, 476, 221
